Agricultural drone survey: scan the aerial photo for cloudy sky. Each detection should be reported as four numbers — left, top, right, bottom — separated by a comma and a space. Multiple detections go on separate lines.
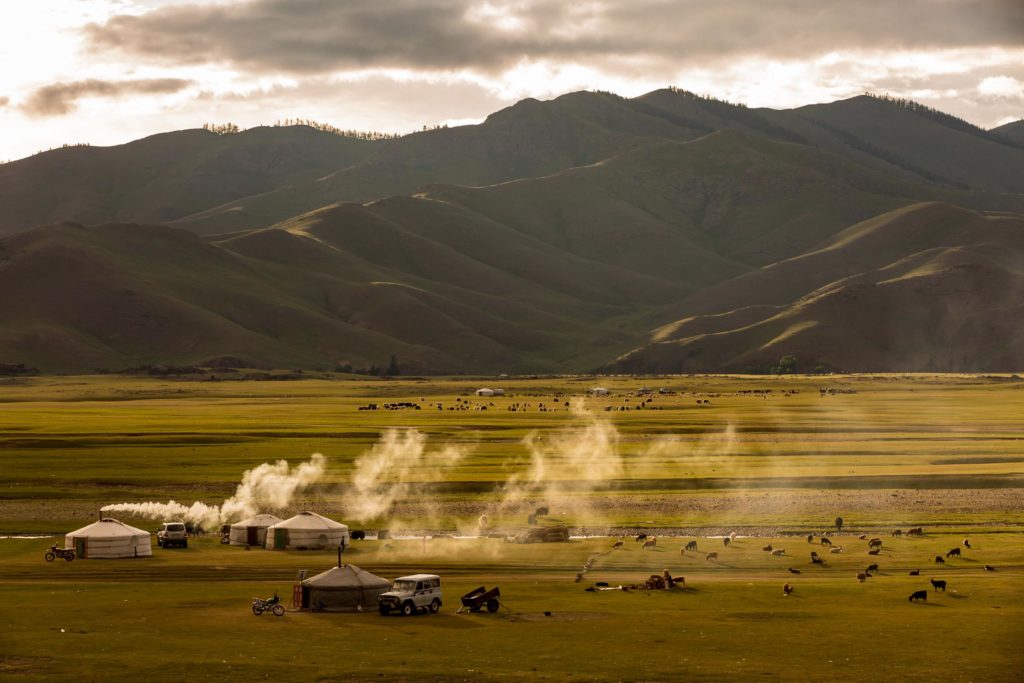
1, 0, 1022, 161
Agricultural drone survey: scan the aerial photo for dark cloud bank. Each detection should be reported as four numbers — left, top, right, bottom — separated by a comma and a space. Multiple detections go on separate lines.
22, 78, 192, 116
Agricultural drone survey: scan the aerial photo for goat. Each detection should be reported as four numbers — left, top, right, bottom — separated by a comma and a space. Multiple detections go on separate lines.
771, 549, 785, 556
946, 547, 961, 558
685, 540, 698, 551
909, 590, 927, 603
642, 537, 657, 550
706, 551, 719, 561
934, 555, 945, 565
930, 579, 947, 592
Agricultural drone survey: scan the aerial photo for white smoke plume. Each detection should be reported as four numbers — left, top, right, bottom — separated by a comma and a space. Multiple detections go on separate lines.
347, 429, 469, 523
101, 453, 327, 529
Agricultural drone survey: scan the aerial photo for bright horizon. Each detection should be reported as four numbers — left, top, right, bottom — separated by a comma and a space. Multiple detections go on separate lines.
1, 0, 1022, 162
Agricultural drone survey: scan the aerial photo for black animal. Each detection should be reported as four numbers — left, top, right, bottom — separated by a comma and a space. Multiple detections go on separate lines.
811, 556, 825, 565
935, 556, 945, 565
963, 539, 971, 549
685, 540, 698, 551
868, 538, 882, 549
909, 590, 928, 603
810, 551, 819, 559
762, 544, 773, 552
788, 568, 801, 574
806, 534, 814, 543
930, 579, 947, 592
946, 547, 961, 558
866, 563, 879, 574
909, 569, 920, 576
892, 529, 902, 537
636, 534, 648, 543
984, 565, 996, 571
723, 537, 731, 547
868, 548, 881, 555
820, 537, 833, 547
350, 530, 366, 541
535, 506, 549, 516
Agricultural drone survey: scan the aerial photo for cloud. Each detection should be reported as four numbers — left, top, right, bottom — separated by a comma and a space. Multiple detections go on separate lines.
22, 78, 192, 116
82, 0, 1024, 76
978, 75, 1024, 99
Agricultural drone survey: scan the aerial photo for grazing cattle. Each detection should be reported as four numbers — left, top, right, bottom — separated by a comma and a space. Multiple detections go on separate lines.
892, 529, 902, 537
984, 565, 996, 571
762, 544, 773, 552
723, 537, 731, 547
636, 533, 648, 543
868, 548, 881, 556
857, 572, 868, 582
820, 537, 833, 547
866, 563, 879, 574
706, 552, 719, 561
685, 540, 698, 551
788, 568, 801, 574
907, 527, 923, 536
807, 534, 814, 543
868, 538, 882, 549
930, 579, 947, 592
934, 556, 945, 565
829, 546, 843, 554
642, 537, 657, 550
909, 591, 928, 603
783, 583, 794, 596
909, 569, 920, 576
946, 547, 961, 559
963, 539, 971, 549
612, 540, 624, 549
771, 549, 785, 556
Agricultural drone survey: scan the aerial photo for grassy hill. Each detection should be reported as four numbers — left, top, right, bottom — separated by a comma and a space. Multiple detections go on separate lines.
606, 203, 1024, 373
992, 119, 1024, 146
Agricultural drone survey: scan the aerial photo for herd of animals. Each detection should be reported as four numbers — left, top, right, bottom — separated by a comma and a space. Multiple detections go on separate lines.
616, 529, 997, 603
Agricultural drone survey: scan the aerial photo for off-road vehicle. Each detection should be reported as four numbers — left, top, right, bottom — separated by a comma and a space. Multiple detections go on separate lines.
378, 574, 441, 616
157, 522, 188, 548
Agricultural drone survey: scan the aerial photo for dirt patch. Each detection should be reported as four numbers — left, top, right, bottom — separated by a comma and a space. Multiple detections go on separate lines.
511, 611, 607, 622
0, 656, 54, 676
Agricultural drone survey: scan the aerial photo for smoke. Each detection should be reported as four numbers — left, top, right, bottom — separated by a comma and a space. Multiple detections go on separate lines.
346, 429, 469, 523
101, 453, 327, 529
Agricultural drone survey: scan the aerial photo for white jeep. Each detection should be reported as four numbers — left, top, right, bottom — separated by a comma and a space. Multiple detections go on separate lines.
157, 521, 188, 548
378, 574, 442, 616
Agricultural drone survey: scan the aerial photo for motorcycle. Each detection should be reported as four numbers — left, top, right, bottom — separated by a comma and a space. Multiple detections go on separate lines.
252, 594, 285, 616
45, 544, 76, 562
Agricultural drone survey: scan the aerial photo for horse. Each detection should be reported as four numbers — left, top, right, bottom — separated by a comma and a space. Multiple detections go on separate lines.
685, 540, 698, 551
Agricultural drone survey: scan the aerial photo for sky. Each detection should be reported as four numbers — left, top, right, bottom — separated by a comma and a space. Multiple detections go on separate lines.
0, 0, 1022, 162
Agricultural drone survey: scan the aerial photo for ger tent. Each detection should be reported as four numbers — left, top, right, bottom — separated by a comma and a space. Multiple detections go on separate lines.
65, 518, 152, 559
229, 514, 283, 547
265, 511, 349, 550
299, 564, 391, 612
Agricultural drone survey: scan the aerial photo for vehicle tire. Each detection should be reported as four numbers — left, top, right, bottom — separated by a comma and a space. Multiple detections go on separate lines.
64, 553, 75, 562
379, 605, 390, 616
401, 602, 415, 617
252, 605, 263, 616
182, 541, 188, 548
429, 599, 441, 613
486, 598, 499, 613
220, 536, 230, 545
45, 552, 55, 562
272, 604, 285, 617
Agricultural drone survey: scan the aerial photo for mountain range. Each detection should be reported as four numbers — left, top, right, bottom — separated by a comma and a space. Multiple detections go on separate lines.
0, 90, 1021, 373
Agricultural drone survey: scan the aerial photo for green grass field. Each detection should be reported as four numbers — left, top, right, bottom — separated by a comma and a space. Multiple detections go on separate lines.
1, 373, 1023, 681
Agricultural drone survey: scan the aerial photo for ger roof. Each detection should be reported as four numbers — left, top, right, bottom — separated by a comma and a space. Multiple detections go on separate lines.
67, 517, 150, 537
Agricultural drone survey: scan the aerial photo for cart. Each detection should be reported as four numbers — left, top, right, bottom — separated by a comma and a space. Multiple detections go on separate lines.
459, 585, 501, 613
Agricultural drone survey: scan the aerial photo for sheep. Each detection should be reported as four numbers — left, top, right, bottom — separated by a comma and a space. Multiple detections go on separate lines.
685, 540, 698, 551
762, 543, 773, 552
946, 547, 961, 559
866, 563, 879, 574
706, 552, 719, 561
771, 549, 785, 556
729, 531, 737, 541
642, 537, 657, 550
783, 583, 794, 596
935, 556, 945, 565
909, 590, 928, 603
829, 546, 843, 554
930, 579, 947, 592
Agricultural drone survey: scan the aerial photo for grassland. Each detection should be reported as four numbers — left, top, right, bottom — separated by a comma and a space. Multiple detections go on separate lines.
1, 373, 1023, 681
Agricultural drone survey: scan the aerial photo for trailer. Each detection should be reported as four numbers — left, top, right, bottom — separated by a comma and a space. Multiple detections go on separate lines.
458, 585, 501, 613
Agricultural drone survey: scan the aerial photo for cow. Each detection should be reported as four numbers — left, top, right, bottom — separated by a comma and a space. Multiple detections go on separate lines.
892, 529, 902, 537
946, 547, 961, 559
907, 527, 923, 536
934, 556, 945, 565
820, 537, 833, 547
909, 569, 920, 576
909, 590, 928, 603
706, 552, 719, 561
930, 579, 947, 592
868, 538, 882, 549
685, 540, 698, 551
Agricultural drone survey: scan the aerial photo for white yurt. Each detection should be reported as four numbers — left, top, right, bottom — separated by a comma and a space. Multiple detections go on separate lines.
65, 518, 152, 559
265, 511, 349, 550
299, 564, 391, 612
589, 387, 609, 396
228, 513, 283, 547
475, 388, 495, 397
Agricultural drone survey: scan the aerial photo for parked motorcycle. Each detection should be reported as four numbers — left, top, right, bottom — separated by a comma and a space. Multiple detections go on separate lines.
44, 544, 76, 562
252, 594, 285, 616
